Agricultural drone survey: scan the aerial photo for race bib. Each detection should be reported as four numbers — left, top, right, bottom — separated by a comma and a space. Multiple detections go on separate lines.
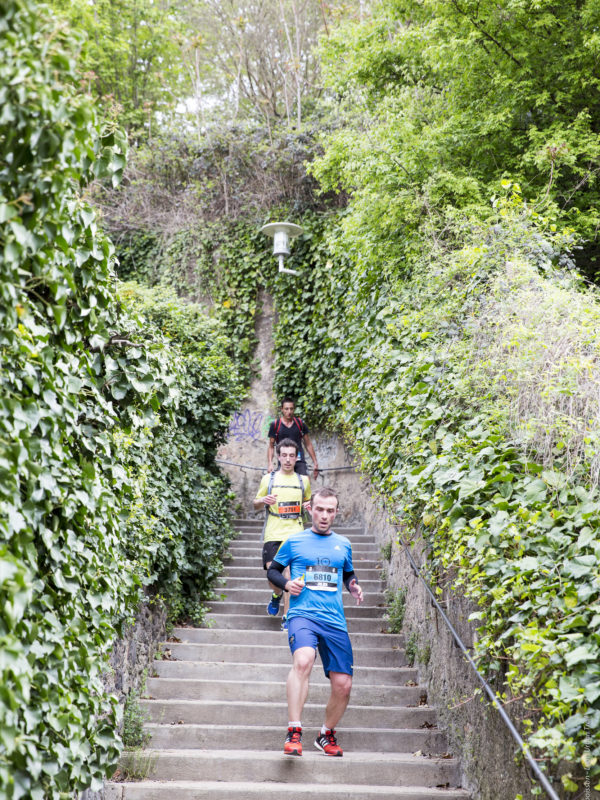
278, 500, 301, 519
305, 564, 338, 591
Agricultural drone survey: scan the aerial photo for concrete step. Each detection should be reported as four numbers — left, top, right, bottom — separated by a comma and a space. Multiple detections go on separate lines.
227, 545, 381, 557
161, 642, 408, 668
170, 627, 403, 648
109, 780, 470, 800
222, 565, 385, 579
233, 520, 367, 534
202, 613, 393, 633
146, 723, 448, 753
230, 535, 378, 545
223, 558, 385, 571
208, 593, 386, 611
152, 660, 419, 686
231, 535, 377, 545
218, 577, 384, 592
231, 530, 373, 540
146, 679, 425, 707
141, 699, 437, 729
114, 748, 461, 787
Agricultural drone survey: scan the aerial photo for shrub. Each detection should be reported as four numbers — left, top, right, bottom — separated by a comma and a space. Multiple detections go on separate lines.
0, 4, 243, 796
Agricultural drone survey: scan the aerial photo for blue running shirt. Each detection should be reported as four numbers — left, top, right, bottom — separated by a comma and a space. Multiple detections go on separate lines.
274, 528, 354, 632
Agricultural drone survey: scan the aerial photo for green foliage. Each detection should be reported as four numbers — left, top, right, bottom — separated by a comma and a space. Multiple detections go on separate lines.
121, 689, 150, 750
116, 283, 244, 621
0, 3, 134, 794
48, 0, 184, 135
314, 0, 600, 278
115, 223, 275, 385
271, 210, 350, 424
385, 587, 407, 634
381, 541, 392, 562
0, 4, 243, 796
337, 211, 600, 779
405, 632, 418, 667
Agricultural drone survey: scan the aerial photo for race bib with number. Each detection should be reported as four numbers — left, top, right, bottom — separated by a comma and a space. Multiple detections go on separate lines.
305, 564, 338, 591
278, 500, 301, 519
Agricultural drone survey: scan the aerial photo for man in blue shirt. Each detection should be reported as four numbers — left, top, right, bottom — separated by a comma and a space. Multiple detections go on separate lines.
267, 487, 364, 757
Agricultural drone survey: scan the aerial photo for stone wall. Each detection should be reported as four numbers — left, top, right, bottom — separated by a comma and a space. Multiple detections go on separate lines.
79, 597, 166, 800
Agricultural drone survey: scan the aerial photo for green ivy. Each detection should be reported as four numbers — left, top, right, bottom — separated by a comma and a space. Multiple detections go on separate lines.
0, 4, 243, 797
271, 210, 350, 424
117, 283, 244, 623
272, 202, 600, 790
114, 222, 276, 385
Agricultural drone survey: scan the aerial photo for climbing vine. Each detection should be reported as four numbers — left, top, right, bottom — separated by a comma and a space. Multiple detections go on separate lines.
115, 221, 276, 384
273, 201, 600, 791
0, 3, 242, 797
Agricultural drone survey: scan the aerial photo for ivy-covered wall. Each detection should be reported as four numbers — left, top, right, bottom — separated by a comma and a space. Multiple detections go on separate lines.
0, 4, 242, 797
269, 201, 600, 793
109, 187, 600, 794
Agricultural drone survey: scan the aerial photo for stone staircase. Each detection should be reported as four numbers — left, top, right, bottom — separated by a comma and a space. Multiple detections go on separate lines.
108, 519, 470, 799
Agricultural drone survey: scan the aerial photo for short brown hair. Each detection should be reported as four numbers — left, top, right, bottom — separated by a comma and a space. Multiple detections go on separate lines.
276, 437, 298, 456
312, 487, 338, 507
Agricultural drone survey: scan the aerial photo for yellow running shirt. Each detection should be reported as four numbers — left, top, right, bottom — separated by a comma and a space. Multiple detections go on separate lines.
255, 471, 311, 543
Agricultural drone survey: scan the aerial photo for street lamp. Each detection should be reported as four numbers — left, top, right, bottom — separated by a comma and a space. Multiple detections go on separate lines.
260, 221, 304, 275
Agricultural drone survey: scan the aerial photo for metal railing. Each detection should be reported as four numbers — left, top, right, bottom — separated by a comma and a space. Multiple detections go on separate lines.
215, 459, 355, 475
397, 532, 560, 800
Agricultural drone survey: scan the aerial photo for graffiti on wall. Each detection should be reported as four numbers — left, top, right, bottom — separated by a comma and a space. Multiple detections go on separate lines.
228, 409, 276, 442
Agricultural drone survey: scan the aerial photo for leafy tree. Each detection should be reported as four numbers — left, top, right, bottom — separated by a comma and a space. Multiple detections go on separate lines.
314, 0, 600, 277
49, 0, 185, 135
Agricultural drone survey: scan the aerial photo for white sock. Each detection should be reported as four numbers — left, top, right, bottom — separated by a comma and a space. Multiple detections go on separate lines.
321, 724, 331, 734
288, 721, 302, 728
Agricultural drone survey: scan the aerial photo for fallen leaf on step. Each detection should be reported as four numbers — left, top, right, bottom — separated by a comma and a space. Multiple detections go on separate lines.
413, 750, 422, 757
405, 679, 417, 686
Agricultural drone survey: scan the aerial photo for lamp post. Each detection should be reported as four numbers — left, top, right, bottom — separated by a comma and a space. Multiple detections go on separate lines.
260, 221, 304, 275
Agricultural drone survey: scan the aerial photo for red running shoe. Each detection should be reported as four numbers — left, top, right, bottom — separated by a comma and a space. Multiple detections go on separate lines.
314, 729, 343, 757
283, 726, 302, 756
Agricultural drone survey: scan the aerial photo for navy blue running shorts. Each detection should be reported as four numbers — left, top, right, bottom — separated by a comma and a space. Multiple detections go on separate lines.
287, 616, 353, 678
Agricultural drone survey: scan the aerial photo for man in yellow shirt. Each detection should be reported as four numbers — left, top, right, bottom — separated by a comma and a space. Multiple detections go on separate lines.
254, 439, 311, 626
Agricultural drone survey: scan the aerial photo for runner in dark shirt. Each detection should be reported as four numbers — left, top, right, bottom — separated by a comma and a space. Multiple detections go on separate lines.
267, 396, 319, 478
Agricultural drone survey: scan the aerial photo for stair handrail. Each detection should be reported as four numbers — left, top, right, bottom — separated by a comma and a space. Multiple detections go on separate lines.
396, 532, 561, 800
215, 459, 356, 474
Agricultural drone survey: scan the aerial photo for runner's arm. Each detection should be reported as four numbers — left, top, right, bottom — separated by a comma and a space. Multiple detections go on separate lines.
267, 560, 305, 595
303, 434, 319, 474
253, 494, 276, 511
253, 475, 275, 511
267, 560, 289, 592
267, 437, 275, 470
343, 570, 358, 591
344, 570, 363, 605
